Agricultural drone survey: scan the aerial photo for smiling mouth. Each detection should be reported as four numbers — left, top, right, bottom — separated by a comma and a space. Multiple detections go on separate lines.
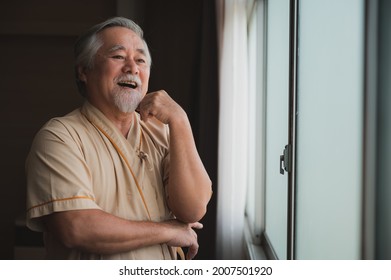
118, 81, 138, 89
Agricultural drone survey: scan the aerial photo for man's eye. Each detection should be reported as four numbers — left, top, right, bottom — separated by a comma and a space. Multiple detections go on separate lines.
113, 55, 125, 60
136, 58, 146, 64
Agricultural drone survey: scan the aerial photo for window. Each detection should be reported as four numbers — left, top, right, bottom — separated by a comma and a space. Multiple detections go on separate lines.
244, 0, 391, 260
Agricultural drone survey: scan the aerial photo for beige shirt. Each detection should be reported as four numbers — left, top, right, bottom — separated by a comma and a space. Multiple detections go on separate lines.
26, 101, 176, 259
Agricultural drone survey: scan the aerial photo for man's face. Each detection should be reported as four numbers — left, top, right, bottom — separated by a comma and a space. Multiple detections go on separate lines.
80, 26, 150, 114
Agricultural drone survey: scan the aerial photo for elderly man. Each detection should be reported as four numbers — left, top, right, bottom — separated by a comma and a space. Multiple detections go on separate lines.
25, 17, 212, 260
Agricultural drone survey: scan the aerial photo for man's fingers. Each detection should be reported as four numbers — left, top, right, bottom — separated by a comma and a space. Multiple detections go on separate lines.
163, 220, 202, 260
190, 222, 203, 230
186, 243, 199, 260
137, 90, 184, 125
138, 105, 153, 122
139, 109, 149, 122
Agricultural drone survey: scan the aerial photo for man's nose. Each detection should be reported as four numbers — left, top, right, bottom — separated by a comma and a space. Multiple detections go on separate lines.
123, 59, 139, 75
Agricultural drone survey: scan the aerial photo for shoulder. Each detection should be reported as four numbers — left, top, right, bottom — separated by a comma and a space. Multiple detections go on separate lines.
43, 108, 85, 132
31, 108, 90, 149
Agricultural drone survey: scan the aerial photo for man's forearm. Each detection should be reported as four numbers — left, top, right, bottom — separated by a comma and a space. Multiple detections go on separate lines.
44, 209, 201, 257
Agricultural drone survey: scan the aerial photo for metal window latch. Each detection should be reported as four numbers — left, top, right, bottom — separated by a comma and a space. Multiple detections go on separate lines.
280, 144, 292, 175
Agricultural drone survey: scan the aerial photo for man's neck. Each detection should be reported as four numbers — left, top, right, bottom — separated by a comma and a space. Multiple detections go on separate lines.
87, 99, 135, 138
111, 113, 133, 138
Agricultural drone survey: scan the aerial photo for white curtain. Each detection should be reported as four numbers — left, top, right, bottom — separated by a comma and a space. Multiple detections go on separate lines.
216, 0, 250, 260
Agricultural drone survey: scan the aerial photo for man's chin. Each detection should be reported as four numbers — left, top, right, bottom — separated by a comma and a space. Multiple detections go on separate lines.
114, 93, 141, 114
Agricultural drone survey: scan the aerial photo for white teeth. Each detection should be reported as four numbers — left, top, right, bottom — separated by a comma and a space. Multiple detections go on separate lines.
118, 81, 138, 88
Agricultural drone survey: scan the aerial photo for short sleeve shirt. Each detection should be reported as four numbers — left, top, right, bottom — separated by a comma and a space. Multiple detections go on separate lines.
26, 101, 175, 259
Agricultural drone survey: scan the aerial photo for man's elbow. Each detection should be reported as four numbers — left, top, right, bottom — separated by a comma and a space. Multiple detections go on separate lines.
173, 205, 207, 223
168, 181, 212, 223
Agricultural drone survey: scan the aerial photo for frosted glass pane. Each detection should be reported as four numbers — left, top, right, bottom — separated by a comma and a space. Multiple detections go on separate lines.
295, 0, 364, 259
264, 0, 290, 259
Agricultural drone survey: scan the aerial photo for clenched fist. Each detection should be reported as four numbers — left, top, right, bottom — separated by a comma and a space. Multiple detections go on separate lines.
138, 90, 187, 125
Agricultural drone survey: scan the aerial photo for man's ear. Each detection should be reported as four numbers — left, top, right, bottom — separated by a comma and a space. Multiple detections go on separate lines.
78, 66, 87, 82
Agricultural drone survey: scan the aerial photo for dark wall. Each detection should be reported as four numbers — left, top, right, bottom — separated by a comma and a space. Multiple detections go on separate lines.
0, 0, 218, 259
0, 0, 117, 260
